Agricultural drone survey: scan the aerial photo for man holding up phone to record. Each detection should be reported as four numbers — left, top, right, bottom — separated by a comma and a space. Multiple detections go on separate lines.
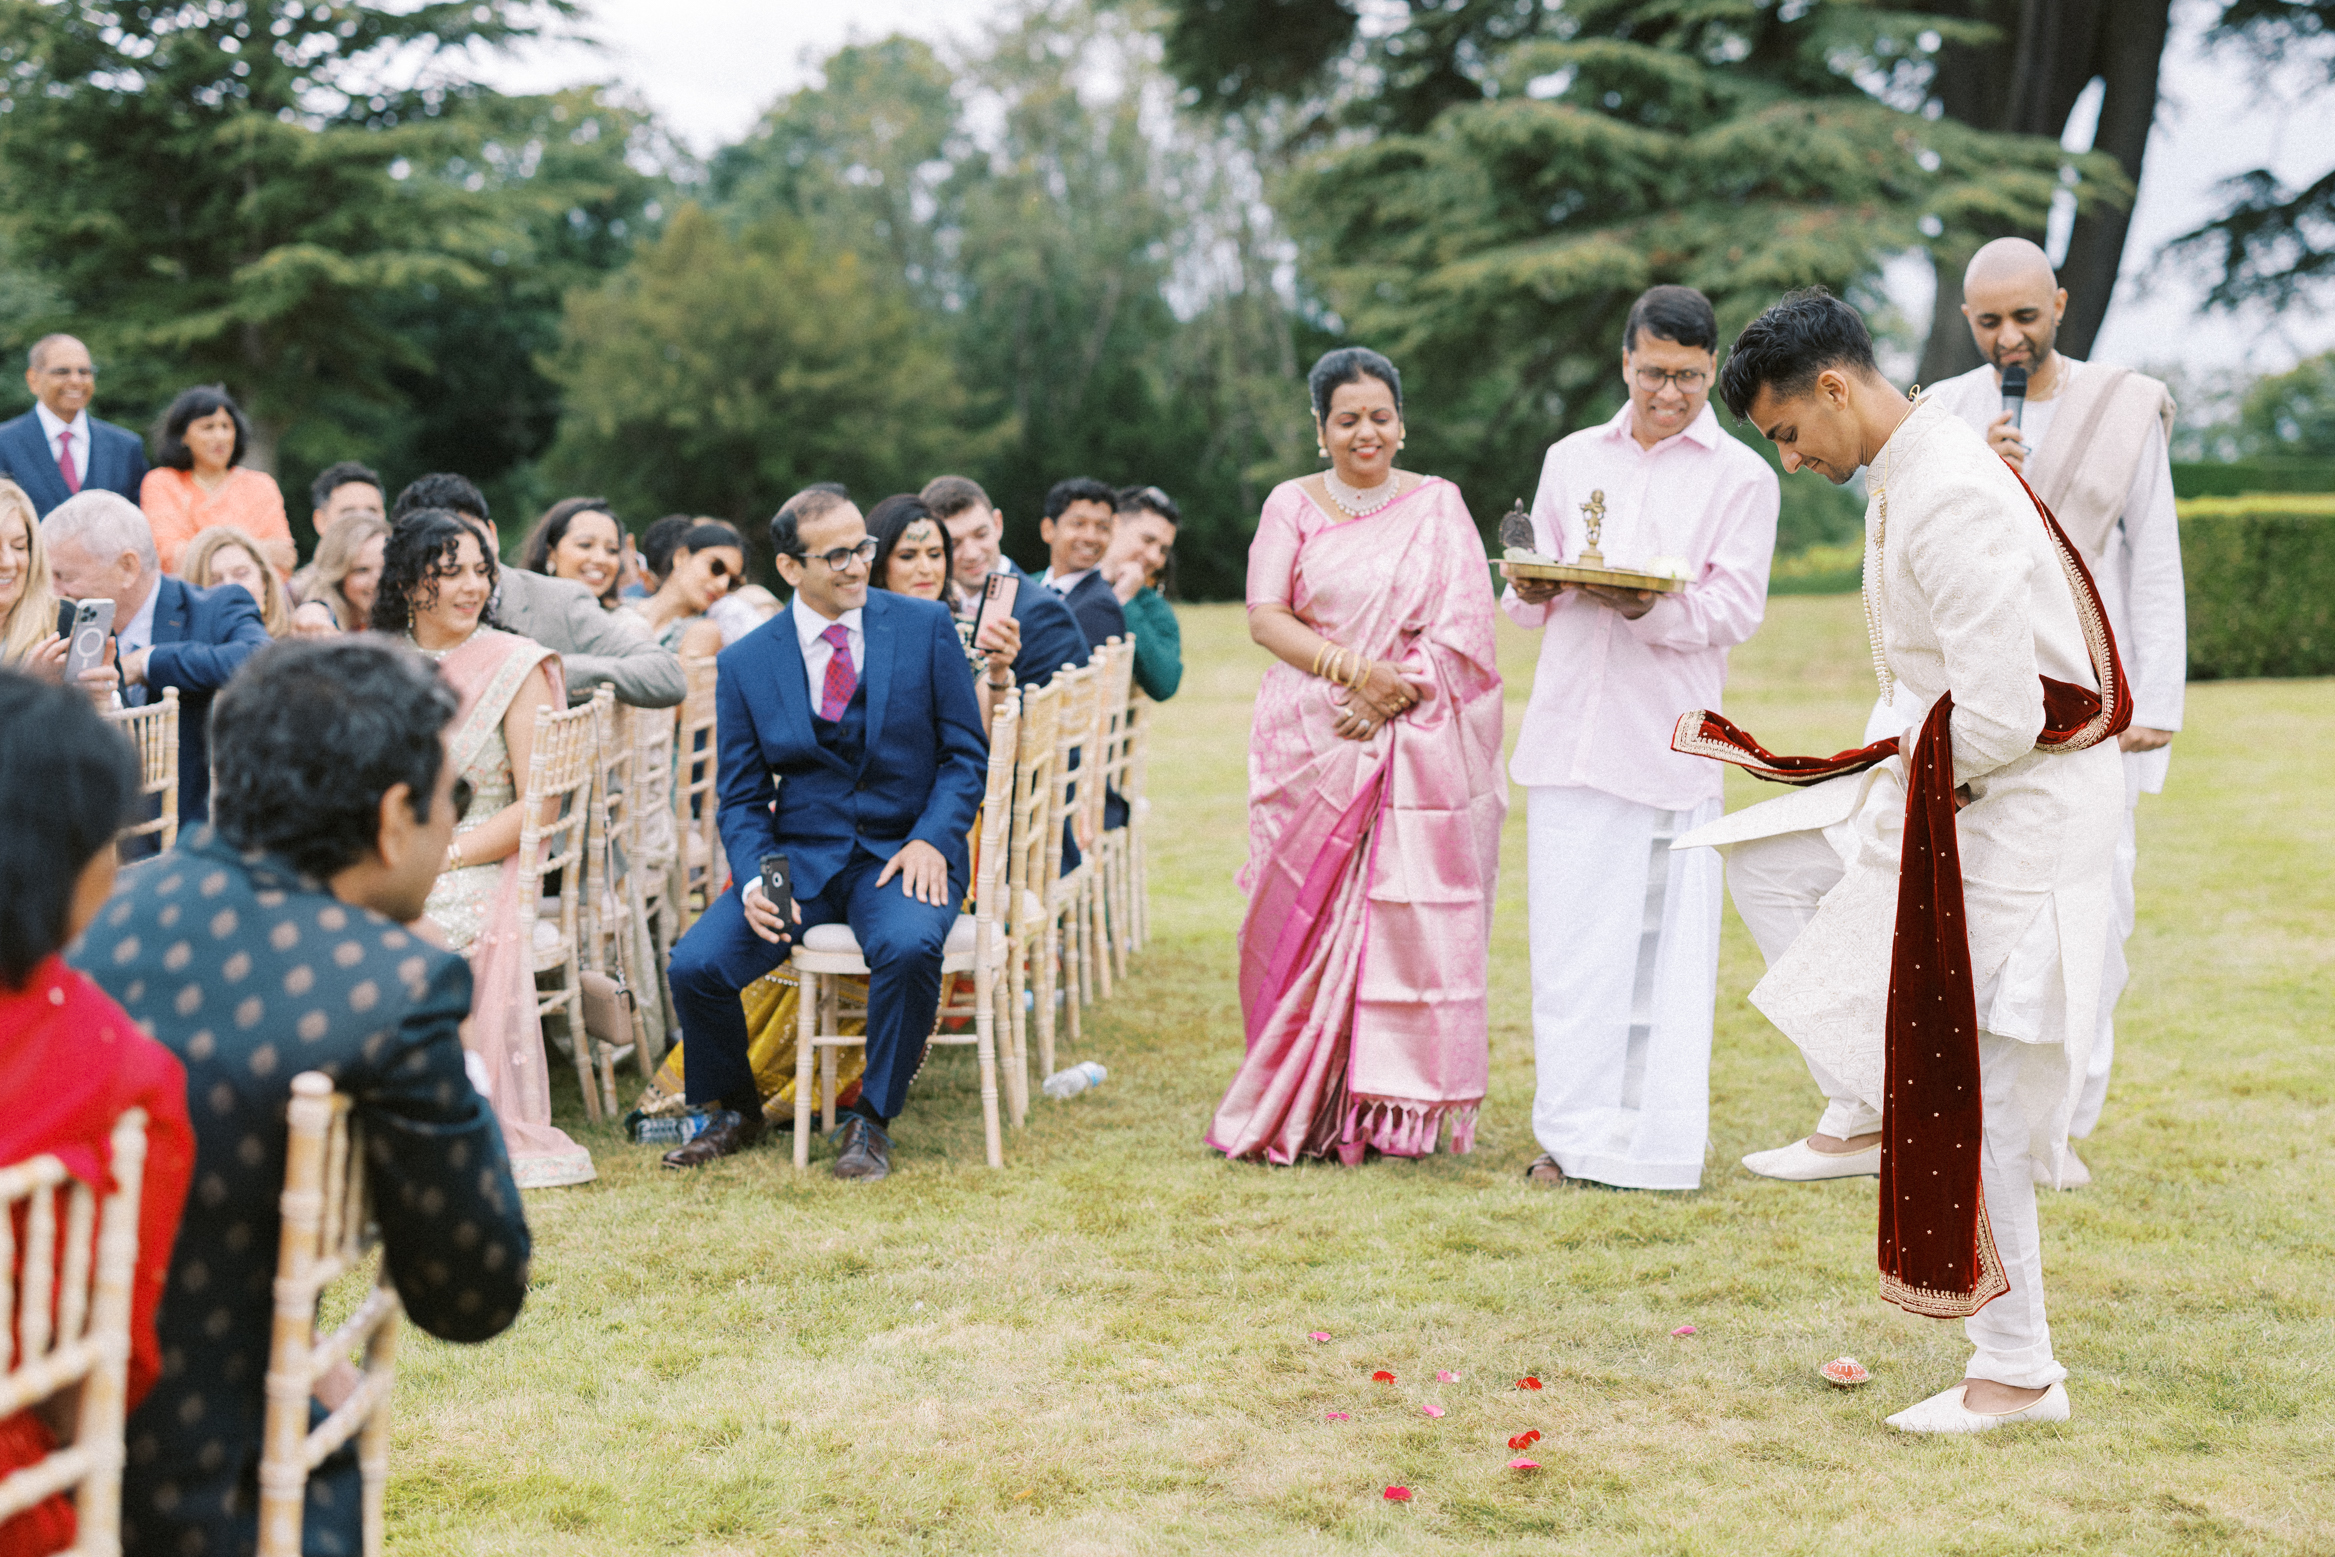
920, 473, 1093, 688
663, 485, 988, 1181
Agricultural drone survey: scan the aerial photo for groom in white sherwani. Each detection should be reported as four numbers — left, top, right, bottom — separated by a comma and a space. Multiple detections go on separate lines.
1689, 290, 2125, 1433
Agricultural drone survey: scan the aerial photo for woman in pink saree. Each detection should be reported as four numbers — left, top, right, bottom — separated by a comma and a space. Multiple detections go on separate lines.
1209, 349, 1507, 1165
376, 509, 596, 1189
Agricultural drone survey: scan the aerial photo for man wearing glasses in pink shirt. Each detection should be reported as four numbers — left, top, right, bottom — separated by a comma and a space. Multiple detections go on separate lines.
1501, 286, 1779, 1191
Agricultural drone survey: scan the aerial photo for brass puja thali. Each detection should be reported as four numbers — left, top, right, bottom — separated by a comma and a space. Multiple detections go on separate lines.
1495, 490, 1687, 594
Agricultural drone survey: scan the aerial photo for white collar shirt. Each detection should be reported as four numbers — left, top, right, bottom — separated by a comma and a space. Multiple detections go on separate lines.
116, 577, 161, 707
791, 594, 865, 713
34, 402, 91, 485
1501, 399, 1780, 810
1041, 566, 1094, 596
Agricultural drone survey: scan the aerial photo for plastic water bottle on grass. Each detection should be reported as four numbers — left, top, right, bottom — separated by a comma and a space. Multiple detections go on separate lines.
1043, 1061, 1108, 1100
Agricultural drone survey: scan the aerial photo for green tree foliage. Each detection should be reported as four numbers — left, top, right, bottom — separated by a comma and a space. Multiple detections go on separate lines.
0, 1, 666, 548
542, 203, 976, 552
2237, 351, 2335, 457
1156, 0, 2115, 551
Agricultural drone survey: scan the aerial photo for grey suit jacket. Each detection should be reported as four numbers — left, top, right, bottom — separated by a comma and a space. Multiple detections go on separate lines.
493, 567, 685, 707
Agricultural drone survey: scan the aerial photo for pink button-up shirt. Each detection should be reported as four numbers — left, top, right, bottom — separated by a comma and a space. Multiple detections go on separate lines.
1501, 400, 1778, 810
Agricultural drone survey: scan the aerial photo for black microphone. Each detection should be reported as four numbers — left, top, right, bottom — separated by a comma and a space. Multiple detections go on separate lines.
1999, 363, 2028, 430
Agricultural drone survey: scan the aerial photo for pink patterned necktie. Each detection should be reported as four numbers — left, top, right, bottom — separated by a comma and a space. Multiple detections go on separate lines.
817, 622, 857, 721
55, 428, 80, 494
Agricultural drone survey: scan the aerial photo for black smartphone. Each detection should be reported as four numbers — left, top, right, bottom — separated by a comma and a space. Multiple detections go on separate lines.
56, 599, 76, 641
758, 853, 801, 933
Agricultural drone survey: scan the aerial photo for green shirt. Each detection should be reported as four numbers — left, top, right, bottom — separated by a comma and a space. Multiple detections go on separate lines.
1121, 586, 1182, 701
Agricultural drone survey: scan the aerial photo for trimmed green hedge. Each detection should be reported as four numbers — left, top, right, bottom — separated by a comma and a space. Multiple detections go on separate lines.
2182, 509, 2335, 680
2174, 461, 2335, 498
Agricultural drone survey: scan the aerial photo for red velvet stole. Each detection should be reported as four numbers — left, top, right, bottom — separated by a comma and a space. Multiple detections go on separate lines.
1671, 474, 2131, 1317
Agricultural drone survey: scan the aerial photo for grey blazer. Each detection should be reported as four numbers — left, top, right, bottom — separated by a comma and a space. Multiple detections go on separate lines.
493, 567, 685, 708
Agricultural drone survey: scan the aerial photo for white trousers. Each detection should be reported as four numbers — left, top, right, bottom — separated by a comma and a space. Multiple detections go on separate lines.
1527, 786, 1724, 1190
1725, 830, 2064, 1387
2073, 758, 2145, 1137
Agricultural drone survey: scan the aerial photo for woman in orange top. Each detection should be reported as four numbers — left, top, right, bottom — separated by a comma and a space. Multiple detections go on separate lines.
137, 386, 292, 576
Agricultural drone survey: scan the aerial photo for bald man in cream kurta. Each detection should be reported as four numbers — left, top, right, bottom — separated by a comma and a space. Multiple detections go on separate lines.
1684, 395, 2124, 1393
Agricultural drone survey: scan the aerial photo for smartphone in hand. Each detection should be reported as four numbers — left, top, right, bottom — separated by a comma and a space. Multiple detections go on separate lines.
61, 598, 115, 682
971, 570, 1021, 646
757, 853, 801, 934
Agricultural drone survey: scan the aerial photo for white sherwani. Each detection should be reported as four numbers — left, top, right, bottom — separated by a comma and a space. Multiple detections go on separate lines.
1687, 397, 2123, 1386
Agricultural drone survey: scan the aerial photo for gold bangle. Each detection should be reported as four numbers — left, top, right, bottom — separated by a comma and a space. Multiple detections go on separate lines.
447, 838, 464, 872
1347, 656, 1371, 691
1311, 642, 1335, 679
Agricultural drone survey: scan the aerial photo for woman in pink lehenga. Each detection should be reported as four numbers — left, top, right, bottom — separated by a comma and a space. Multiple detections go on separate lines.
375, 508, 596, 1189
1209, 348, 1507, 1166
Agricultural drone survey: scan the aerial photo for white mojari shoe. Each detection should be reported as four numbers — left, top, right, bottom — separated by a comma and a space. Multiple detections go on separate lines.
1885, 1381, 2070, 1434
1740, 1137, 1881, 1181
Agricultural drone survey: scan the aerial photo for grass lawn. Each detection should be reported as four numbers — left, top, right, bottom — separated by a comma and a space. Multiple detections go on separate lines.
387, 595, 2335, 1555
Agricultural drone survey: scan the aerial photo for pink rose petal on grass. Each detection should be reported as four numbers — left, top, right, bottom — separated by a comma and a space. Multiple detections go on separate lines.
1325, 1411, 1351, 1421
1421, 1405, 1446, 1419
1435, 1370, 1460, 1383
1308, 1331, 1332, 1342
1383, 1486, 1413, 1502
1507, 1458, 1542, 1471
1671, 1324, 1698, 1337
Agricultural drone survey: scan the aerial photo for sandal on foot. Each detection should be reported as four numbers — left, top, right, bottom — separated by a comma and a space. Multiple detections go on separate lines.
1524, 1152, 1566, 1186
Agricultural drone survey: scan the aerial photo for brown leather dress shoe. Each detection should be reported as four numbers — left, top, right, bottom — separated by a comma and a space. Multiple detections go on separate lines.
830, 1115, 892, 1181
661, 1109, 765, 1168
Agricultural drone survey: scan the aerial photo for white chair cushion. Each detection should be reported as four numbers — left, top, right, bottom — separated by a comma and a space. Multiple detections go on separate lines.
799, 915, 978, 957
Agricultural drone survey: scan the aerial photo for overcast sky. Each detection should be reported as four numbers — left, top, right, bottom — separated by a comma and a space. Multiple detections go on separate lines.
488, 0, 2333, 381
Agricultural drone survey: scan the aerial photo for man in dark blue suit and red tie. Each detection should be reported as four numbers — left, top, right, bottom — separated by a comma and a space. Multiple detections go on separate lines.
664, 485, 988, 1181
0, 334, 149, 515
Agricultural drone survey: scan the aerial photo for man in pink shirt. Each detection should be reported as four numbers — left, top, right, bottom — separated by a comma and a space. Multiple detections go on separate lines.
1502, 286, 1778, 1190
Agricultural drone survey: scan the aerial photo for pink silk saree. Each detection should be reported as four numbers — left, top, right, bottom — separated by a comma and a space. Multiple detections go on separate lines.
1208, 477, 1506, 1165
432, 627, 596, 1189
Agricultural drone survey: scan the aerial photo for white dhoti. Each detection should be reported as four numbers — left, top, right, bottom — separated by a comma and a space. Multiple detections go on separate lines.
2073, 751, 2151, 1137
1527, 785, 1724, 1190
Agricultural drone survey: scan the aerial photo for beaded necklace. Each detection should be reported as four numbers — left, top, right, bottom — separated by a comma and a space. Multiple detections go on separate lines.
1323, 469, 1402, 518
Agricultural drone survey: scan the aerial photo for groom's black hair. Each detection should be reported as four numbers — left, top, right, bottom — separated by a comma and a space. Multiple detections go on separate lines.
1718, 287, 1879, 423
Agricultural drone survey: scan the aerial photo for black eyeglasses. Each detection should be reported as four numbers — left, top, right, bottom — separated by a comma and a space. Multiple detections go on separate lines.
790, 539, 878, 571
1632, 366, 1710, 392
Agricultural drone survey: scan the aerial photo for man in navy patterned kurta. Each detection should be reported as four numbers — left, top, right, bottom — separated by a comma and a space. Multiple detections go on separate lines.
76, 640, 532, 1557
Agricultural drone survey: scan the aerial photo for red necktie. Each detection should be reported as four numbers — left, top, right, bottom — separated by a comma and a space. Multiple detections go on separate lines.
55, 427, 80, 494
818, 622, 857, 721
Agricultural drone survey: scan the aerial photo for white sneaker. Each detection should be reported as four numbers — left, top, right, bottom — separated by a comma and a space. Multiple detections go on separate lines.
2033, 1148, 2092, 1189
1885, 1380, 2070, 1434
1740, 1137, 1881, 1181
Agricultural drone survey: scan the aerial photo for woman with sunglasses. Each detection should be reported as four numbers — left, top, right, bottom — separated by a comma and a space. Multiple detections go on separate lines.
632, 519, 744, 660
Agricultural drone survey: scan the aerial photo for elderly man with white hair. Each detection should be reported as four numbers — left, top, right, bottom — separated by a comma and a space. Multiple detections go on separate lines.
44, 490, 269, 825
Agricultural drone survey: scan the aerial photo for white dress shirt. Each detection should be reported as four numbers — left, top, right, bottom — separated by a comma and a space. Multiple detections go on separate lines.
1501, 400, 1780, 810
34, 402, 90, 487
1040, 566, 1094, 595
792, 594, 864, 712
115, 578, 161, 707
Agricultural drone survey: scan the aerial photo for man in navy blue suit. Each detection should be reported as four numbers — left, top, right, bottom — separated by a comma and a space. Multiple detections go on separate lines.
44, 492, 269, 825
664, 486, 988, 1180
1037, 475, 1130, 653
0, 334, 149, 516
921, 473, 1091, 685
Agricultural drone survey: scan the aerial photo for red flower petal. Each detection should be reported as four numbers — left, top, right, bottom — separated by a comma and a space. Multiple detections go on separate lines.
1372, 1370, 1397, 1383
1506, 1433, 1529, 1450
1516, 1377, 1543, 1390
1525, 1429, 1542, 1445
1383, 1486, 1413, 1502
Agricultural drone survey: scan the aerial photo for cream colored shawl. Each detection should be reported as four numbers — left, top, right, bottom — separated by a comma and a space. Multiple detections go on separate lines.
2025, 365, 2175, 557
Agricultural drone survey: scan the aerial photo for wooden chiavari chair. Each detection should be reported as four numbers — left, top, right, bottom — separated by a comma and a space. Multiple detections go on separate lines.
256, 1074, 399, 1557
583, 692, 666, 1084
1003, 676, 1063, 1105
0, 1108, 149, 1556
514, 699, 607, 1120
103, 686, 179, 860
790, 701, 1021, 1169
1088, 637, 1138, 989
671, 654, 724, 935
1125, 689, 1155, 953
1045, 661, 1101, 1054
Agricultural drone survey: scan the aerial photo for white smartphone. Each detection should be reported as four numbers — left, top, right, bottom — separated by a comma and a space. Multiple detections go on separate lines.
971, 570, 1021, 645
62, 598, 115, 681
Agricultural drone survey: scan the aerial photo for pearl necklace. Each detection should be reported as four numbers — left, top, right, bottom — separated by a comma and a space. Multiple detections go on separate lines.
1323, 469, 1400, 518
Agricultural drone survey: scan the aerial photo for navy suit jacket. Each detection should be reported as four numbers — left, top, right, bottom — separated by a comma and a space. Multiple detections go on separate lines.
0, 409, 148, 515
1057, 569, 1129, 653
140, 575, 272, 823
714, 590, 988, 904
1001, 559, 1091, 687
